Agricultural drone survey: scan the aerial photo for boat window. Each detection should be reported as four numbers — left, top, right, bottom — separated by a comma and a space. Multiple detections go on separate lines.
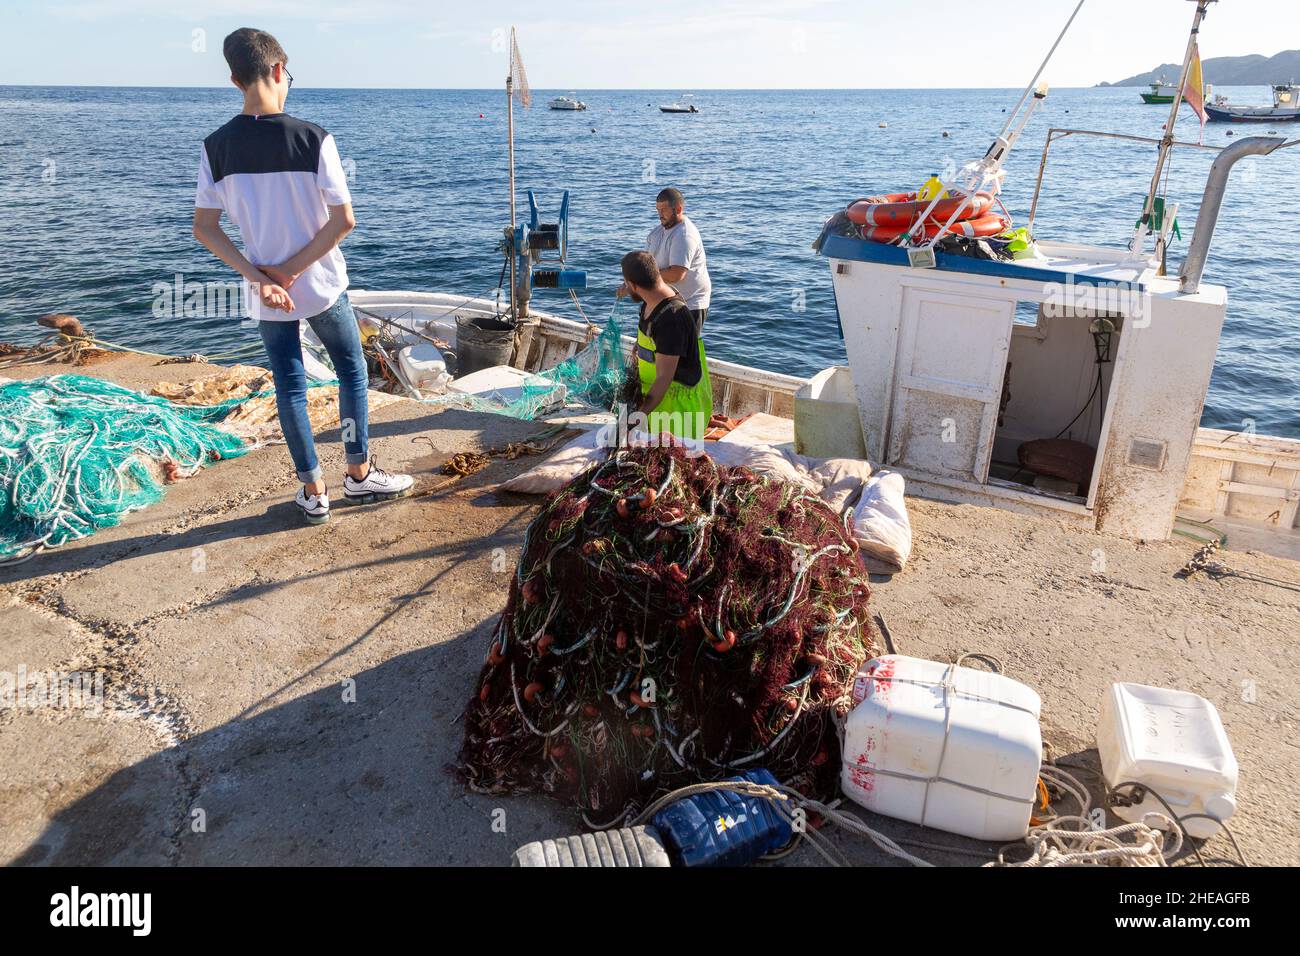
1013, 300, 1042, 329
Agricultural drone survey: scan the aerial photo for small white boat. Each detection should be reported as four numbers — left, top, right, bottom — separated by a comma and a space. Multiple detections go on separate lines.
660, 94, 699, 114
548, 95, 587, 111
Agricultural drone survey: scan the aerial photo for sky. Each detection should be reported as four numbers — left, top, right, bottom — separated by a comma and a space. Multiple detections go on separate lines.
0, 0, 1291, 89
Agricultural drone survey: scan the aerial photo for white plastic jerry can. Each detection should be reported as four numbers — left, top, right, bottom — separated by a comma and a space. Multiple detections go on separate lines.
397, 342, 451, 391
1097, 683, 1238, 840
841, 655, 1043, 842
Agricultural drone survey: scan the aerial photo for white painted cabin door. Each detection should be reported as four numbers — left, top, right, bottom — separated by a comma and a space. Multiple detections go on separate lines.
885, 288, 1014, 482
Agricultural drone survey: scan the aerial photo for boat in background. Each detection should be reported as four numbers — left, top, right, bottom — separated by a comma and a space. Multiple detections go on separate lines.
548, 94, 588, 111
1139, 76, 1179, 103
660, 94, 699, 113
1206, 82, 1300, 122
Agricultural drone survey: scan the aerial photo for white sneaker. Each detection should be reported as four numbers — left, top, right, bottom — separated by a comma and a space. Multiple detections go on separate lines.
343, 457, 414, 504
296, 485, 330, 524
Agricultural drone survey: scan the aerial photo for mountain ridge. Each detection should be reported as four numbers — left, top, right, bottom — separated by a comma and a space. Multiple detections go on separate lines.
1099, 49, 1300, 87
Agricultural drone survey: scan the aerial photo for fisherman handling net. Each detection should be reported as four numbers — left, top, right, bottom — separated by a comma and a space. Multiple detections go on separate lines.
0, 374, 249, 563
459, 444, 876, 824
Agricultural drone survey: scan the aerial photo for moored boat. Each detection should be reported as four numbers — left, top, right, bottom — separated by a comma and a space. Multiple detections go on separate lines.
1139, 76, 1179, 103
548, 94, 587, 111
302, 6, 1298, 560
659, 94, 699, 113
1206, 82, 1300, 122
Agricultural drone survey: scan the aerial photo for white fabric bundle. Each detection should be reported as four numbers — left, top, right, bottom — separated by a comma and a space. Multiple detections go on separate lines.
851, 470, 912, 575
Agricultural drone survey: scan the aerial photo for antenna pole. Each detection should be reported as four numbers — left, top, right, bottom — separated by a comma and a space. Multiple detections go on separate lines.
1131, 0, 1213, 253
507, 28, 517, 319
996, 0, 1085, 143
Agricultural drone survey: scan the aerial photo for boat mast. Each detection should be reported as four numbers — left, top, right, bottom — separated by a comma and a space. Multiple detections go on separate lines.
1131, 0, 1214, 254
507, 27, 518, 320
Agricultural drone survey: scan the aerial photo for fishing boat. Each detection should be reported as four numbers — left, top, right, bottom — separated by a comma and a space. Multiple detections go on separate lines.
1139, 76, 1179, 103
304, 4, 1299, 560
548, 94, 587, 111
660, 94, 699, 113
1206, 82, 1300, 122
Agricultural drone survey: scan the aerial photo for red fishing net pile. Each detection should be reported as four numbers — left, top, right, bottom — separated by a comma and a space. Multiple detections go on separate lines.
458, 445, 876, 825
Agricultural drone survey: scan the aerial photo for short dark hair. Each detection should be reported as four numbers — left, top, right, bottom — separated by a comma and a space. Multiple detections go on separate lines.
621, 250, 660, 289
656, 187, 684, 208
223, 28, 288, 88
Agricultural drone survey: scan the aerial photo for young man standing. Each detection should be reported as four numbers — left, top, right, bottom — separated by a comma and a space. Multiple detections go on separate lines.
620, 251, 712, 441
193, 27, 411, 524
643, 187, 711, 333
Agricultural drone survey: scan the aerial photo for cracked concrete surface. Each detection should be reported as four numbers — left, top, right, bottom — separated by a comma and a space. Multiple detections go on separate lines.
1, 354, 1297, 867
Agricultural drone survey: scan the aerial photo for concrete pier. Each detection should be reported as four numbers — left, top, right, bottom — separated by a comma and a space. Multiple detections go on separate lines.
2, 354, 1296, 866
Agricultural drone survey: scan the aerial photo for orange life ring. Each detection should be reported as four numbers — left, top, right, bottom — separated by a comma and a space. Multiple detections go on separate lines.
859, 212, 1010, 244
846, 191, 995, 229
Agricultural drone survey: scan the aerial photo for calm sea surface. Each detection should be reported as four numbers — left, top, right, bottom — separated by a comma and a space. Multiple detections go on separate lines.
0, 86, 1296, 435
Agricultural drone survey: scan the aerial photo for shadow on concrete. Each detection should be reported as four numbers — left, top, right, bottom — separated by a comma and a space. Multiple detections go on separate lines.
0, 404, 562, 587
10, 617, 567, 867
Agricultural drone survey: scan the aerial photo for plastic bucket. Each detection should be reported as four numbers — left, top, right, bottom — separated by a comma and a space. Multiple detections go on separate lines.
455, 314, 517, 377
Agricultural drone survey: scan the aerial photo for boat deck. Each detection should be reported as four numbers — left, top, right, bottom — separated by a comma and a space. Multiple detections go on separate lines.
2, 353, 1297, 866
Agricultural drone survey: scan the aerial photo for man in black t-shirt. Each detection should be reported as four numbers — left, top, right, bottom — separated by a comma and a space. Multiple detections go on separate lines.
621, 251, 713, 440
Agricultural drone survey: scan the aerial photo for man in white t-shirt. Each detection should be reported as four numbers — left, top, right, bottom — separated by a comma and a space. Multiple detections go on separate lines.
192, 27, 411, 524
638, 187, 711, 332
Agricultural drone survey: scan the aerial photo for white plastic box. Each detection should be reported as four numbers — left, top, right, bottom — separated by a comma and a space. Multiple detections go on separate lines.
841, 655, 1043, 841
794, 366, 868, 460
1097, 682, 1238, 839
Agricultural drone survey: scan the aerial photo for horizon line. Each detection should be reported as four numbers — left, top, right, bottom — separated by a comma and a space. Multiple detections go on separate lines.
0, 83, 1182, 92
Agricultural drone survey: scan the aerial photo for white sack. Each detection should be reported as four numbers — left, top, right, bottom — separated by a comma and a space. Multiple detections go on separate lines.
498, 429, 606, 494
851, 470, 912, 575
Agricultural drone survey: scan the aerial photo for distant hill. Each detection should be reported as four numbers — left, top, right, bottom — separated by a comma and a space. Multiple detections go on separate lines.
1099, 49, 1300, 87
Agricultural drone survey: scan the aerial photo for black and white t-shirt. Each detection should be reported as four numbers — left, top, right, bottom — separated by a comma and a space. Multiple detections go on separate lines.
196, 113, 352, 322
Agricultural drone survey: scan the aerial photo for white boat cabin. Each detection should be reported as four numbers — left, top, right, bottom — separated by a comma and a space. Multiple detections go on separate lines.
819, 234, 1225, 541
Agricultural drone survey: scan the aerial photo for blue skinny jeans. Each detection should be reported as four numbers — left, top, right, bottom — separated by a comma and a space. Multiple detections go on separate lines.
257, 292, 369, 484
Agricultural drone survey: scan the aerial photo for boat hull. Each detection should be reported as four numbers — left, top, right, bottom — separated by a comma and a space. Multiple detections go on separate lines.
1140, 93, 1174, 104
1206, 104, 1300, 122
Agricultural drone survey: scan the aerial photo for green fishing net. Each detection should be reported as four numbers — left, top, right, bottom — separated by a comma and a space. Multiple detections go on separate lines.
0, 374, 249, 563
422, 315, 631, 420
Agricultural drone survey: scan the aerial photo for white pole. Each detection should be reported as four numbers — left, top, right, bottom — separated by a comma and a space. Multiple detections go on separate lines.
507, 30, 517, 319
1131, 0, 1212, 253
995, 0, 1085, 143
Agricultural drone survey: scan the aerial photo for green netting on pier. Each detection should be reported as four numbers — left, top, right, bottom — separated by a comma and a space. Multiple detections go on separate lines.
0, 374, 248, 563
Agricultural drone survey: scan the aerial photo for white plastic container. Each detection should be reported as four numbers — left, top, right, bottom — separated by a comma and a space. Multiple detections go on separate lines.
1097, 683, 1238, 839
794, 366, 868, 460
397, 342, 451, 391
841, 655, 1043, 841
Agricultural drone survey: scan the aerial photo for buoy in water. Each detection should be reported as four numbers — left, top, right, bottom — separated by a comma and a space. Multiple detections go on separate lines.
942, 131, 949, 137
479, 113, 484, 118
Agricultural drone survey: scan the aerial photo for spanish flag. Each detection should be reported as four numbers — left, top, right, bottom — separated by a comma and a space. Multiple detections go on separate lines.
1183, 42, 1207, 142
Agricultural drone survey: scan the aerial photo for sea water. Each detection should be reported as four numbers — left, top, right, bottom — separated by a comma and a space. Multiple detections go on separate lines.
0, 85, 1295, 436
